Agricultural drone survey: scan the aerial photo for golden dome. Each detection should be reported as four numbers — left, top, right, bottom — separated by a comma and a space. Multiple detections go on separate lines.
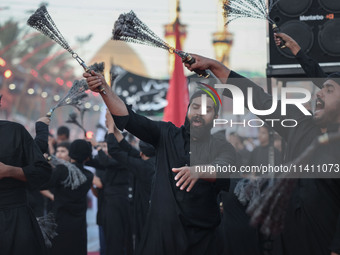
89, 40, 148, 83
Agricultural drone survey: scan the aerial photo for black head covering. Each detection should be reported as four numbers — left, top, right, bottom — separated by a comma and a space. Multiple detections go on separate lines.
139, 141, 156, 157
69, 139, 92, 163
189, 89, 220, 114
327, 72, 340, 85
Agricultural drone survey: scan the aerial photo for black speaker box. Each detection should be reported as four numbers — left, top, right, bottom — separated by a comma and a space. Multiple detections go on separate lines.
267, 0, 340, 77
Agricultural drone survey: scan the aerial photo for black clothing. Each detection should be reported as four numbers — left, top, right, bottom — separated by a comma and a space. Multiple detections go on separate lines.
107, 133, 155, 248
224, 71, 340, 255
0, 121, 52, 255
69, 139, 92, 164
222, 143, 282, 255
90, 150, 132, 255
221, 180, 263, 255
112, 107, 235, 255
238, 148, 251, 166
28, 121, 50, 217
248, 145, 282, 166
95, 168, 105, 226
47, 163, 93, 255
295, 50, 327, 88
34, 121, 49, 154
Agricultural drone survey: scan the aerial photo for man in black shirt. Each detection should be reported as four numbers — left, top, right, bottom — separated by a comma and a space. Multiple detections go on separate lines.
0, 111, 52, 254
83, 71, 236, 255
183, 54, 340, 255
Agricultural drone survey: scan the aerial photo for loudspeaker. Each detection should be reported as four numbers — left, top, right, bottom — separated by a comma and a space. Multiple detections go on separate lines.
267, 0, 340, 77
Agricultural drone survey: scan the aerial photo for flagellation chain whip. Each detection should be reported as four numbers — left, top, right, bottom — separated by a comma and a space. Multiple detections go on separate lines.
223, 0, 286, 48
27, 6, 106, 95
44, 62, 104, 118
112, 11, 210, 78
45, 79, 88, 117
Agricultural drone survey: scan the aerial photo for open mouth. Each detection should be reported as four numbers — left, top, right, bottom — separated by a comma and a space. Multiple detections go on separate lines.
191, 116, 204, 127
315, 98, 325, 113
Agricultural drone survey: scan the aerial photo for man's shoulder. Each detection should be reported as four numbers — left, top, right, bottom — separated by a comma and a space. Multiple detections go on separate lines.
0, 120, 28, 134
0, 120, 24, 128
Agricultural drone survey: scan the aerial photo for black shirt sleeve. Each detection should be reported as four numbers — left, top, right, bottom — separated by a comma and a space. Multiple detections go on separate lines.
119, 138, 140, 157
107, 133, 144, 175
330, 214, 340, 254
34, 121, 49, 154
96, 150, 118, 169
21, 125, 52, 190
295, 50, 327, 88
111, 105, 162, 147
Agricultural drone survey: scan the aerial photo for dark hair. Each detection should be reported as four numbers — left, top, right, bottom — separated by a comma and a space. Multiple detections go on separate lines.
56, 142, 70, 151
57, 126, 70, 138
327, 72, 340, 85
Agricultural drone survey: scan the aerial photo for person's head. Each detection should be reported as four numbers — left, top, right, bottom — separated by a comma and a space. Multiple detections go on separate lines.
98, 141, 108, 155
314, 73, 340, 127
69, 139, 92, 164
139, 141, 155, 160
57, 126, 70, 143
258, 125, 270, 147
186, 90, 219, 139
56, 142, 71, 161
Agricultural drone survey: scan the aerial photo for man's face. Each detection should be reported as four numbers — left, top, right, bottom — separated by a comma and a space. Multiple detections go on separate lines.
314, 79, 340, 127
56, 146, 70, 161
98, 142, 108, 155
57, 134, 68, 143
187, 97, 217, 138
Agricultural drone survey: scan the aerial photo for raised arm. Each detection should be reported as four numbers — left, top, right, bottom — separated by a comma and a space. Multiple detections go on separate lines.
34, 116, 50, 154
84, 71, 162, 147
84, 70, 128, 116
106, 111, 145, 172
275, 32, 327, 87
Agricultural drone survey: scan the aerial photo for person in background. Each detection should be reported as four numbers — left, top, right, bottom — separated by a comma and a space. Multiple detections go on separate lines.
46, 139, 94, 255
56, 126, 70, 144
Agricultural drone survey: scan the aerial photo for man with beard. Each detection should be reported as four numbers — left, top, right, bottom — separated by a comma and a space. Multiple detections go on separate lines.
0, 94, 52, 255
183, 54, 340, 255
83, 71, 236, 255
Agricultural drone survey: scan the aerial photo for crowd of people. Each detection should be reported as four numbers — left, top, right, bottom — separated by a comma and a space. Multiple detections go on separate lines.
0, 31, 339, 255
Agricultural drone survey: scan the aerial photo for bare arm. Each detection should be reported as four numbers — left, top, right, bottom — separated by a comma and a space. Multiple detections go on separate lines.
83, 71, 128, 116
274, 32, 301, 56
92, 175, 103, 189
184, 54, 231, 83
40, 190, 54, 201
274, 32, 326, 86
0, 162, 27, 182
105, 110, 124, 142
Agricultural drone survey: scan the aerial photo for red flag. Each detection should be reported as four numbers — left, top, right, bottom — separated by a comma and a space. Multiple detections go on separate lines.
163, 22, 189, 127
